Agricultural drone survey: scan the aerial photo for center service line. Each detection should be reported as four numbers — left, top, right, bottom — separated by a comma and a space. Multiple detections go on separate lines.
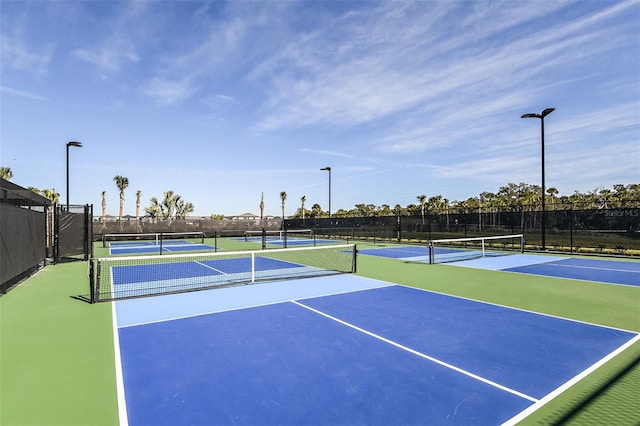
291, 300, 538, 403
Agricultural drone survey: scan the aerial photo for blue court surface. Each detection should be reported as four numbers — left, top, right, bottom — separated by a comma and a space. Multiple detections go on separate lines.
113, 275, 638, 425
358, 245, 430, 259
502, 257, 640, 286
109, 240, 216, 255
360, 246, 639, 287
452, 255, 640, 287
242, 237, 339, 246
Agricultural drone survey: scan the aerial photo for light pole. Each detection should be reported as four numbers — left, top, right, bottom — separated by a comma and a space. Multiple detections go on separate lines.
66, 141, 82, 211
320, 166, 331, 218
521, 108, 554, 250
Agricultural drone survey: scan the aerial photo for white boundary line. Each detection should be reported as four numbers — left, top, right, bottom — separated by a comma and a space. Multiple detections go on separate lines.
496, 268, 640, 289
292, 300, 539, 403
111, 302, 129, 426
502, 333, 640, 425
118, 283, 393, 329
390, 281, 639, 334
545, 262, 640, 273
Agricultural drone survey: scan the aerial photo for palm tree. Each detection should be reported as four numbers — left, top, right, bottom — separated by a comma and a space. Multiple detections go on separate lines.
547, 187, 558, 210
0, 167, 13, 180
417, 194, 427, 226
101, 191, 107, 223
135, 190, 142, 231
598, 188, 612, 209
113, 175, 129, 226
300, 195, 306, 221
176, 199, 194, 219
145, 197, 162, 223
310, 203, 323, 218
260, 192, 265, 221
162, 191, 178, 225
280, 191, 287, 219
40, 188, 59, 204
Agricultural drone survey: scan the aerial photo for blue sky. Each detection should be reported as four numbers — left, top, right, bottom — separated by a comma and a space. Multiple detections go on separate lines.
1, 0, 638, 217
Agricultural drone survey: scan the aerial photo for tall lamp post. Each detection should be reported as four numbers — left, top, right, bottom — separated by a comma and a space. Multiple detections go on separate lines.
320, 166, 331, 218
66, 141, 82, 211
521, 108, 554, 250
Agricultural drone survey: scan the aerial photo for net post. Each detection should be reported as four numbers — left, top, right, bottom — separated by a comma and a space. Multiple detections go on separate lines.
428, 241, 434, 264
102, 233, 107, 248
94, 259, 102, 303
283, 228, 288, 249
352, 244, 358, 273
159, 232, 164, 255
261, 228, 267, 250
89, 259, 96, 303
214, 231, 218, 253
251, 251, 256, 283
520, 234, 525, 254
481, 239, 485, 258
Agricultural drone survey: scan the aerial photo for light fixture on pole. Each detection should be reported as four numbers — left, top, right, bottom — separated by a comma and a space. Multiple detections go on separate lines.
320, 166, 331, 218
521, 108, 554, 250
66, 141, 82, 211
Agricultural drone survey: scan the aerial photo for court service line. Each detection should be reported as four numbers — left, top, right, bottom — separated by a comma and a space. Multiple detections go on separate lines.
194, 260, 228, 275
545, 262, 640, 273
292, 300, 538, 403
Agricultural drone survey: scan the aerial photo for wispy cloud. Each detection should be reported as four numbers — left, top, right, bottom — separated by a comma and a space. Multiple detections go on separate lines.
0, 34, 52, 74
73, 45, 139, 74
298, 149, 353, 159
0, 85, 49, 102
71, 2, 148, 75
251, 0, 637, 142
141, 77, 196, 105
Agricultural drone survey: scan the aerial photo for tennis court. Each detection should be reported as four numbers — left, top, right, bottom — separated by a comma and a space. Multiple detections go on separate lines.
444, 256, 640, 287
109, 240, 216, 255
2, 237, 639, 426
360, 242, 639, 287
243, 236, 339, 246
113, 274, 638, 425
358, 245, 431, 259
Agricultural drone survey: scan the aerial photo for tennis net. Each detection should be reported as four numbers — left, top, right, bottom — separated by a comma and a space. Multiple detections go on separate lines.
89, 243, 357, 302
244, 229, 313, 241
102, 231, 205, 248
428, 234, 524, 264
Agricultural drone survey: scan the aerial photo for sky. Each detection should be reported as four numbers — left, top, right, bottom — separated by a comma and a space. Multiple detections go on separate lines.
1, 0, 639, 217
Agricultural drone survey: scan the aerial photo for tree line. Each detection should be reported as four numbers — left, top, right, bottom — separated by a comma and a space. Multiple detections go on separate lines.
1, 167, 637, 219
287, 182, 640, 219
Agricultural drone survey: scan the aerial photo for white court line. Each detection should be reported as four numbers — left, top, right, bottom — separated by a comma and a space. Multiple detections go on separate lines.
546, 262, 640, 274
111, 302, 129, 426
194, 260, 228, 275
502, 333, 640, 425
292, 300, 538, 403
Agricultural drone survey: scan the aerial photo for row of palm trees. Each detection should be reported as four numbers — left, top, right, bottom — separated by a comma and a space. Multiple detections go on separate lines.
104, 175, 194, 225
286, 182, 640, 220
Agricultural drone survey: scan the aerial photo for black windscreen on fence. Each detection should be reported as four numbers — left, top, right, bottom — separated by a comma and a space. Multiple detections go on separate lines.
0, 178, 50, 294
285, 207, 640, 255
0, 205, 46, 290
55, 204, 93, 262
